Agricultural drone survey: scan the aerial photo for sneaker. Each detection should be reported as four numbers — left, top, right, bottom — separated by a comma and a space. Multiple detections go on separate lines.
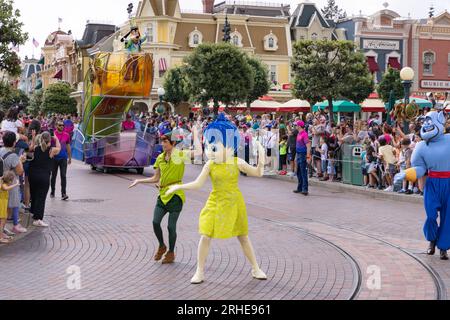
287, 172, 296, 177
405, 189, 413, 195
32, 220, 49, 228
398, 189, 406, 194
50, 193, 55, 198
3, 228, 15, 237
12, 225, 27, 234
384, 186, 393, 192
62, 194, 69, 201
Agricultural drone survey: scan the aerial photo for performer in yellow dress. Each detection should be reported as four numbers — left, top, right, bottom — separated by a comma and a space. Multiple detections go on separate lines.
167, 114, 267, 284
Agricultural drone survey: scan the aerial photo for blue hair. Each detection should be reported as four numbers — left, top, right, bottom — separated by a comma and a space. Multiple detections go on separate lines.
204, 113, 240, 153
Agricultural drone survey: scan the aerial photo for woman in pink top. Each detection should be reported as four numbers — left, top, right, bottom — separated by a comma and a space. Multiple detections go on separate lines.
122, 114, 136, 131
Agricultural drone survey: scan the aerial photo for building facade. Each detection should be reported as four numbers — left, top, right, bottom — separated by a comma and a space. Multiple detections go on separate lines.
39, 30, 75, 89
340, 4, 413, 84
410, 11, 450, 96
18, 57, 42, 96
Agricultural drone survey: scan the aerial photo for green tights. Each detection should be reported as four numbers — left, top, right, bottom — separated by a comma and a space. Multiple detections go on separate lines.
153, 196, 183, 253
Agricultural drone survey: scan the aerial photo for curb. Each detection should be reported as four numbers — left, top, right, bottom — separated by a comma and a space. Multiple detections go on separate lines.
265, 174, 424, 205
1, 212, 36, 247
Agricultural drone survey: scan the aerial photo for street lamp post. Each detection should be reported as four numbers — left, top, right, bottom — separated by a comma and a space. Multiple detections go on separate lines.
157, 87, 166, 115
400, 67, 415, 133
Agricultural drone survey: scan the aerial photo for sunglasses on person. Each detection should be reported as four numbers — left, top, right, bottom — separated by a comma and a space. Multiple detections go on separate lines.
57, 124, 64, 127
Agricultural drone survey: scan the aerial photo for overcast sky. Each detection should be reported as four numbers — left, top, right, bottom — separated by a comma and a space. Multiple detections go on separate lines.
13, 0, 450, 59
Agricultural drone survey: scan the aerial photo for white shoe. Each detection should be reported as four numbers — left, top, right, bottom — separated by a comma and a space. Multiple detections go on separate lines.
384, 186, 393, 192
190, 272, 205, 284
252, 268, 267, 280
32, 220, 49, 228
12, 225, 27, 234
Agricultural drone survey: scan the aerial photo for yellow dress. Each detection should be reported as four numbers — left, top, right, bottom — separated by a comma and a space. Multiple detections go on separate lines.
0, 189, 9, 220
199, 159, 248, 239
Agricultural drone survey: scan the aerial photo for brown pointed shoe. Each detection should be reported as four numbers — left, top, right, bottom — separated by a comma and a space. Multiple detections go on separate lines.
154, 246, 167, 261
162, 252, 175, 264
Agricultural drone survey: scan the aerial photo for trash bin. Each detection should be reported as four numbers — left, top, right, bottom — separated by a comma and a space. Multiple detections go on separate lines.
341, 144, 352, 185
350, 145, 364, 186
342, 144, 364, 186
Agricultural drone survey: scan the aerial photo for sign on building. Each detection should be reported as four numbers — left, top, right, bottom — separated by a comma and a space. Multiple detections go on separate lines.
421, 80, 450, 89
363, 40, 400, 51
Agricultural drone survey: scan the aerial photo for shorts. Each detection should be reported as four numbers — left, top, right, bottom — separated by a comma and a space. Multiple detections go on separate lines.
367, 163, 377, 174
386, 164, 397, 177
313, 149, 321, 160
155, 195, 183, 214
280, 154, 287, 166
362, 167, 368, 176
288, 153, 296, 162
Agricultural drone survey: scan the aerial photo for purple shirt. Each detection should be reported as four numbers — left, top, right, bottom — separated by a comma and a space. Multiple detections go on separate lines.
54, 131, 71, 160
296, 130, 309, 153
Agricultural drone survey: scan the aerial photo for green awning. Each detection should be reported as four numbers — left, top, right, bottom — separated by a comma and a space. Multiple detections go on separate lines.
386, 98, 432, 109
313, 100, 361, 113
38, 56, 45, 65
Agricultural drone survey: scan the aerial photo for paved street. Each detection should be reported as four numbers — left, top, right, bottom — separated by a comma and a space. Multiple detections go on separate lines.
0, 161, 446, 300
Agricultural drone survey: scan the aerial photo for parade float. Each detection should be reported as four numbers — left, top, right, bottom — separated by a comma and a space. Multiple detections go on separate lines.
72, 24, 156, 174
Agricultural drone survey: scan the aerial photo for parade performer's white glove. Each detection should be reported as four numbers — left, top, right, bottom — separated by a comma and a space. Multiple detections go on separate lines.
394, 172, 406, 185
166, 185, 180, 195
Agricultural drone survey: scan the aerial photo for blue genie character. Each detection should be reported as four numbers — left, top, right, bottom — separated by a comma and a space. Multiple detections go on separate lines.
166, 113, 268, 284
395, 111, 450, 260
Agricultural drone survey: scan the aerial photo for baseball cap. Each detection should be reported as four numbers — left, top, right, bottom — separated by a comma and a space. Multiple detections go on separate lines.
295, 121, 305, 128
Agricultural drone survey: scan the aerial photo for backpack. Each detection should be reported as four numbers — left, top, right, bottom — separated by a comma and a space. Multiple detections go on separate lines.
0, 152, 14, 178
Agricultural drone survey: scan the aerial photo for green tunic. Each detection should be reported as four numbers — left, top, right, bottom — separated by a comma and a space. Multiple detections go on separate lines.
153, 150, 187, 205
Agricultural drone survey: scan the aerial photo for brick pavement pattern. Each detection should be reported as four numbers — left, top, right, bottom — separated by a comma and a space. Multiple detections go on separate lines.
0, 161, 447, 300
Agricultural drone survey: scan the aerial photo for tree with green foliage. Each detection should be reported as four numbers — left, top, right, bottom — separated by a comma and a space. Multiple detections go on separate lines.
0, 0, 28, 77
245, 56, 271, 110
27, 89, 43, 115
183, 42, 254, 115
0, 81, 28, 109
291, 40, 374, 125
377, 67, 404, 103
163, 66, 190, 110
41, 82, 77, 115
321, 0, 347, 21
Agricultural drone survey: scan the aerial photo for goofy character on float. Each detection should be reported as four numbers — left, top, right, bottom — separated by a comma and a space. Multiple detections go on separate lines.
166, 113, 268, 284
121, 25, 147, 82
395, 111, 450, 260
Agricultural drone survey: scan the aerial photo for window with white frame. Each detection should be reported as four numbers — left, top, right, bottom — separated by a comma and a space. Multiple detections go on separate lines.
189, 27, 203, 48
145, 23, 154, 43
423, 51, 435, 74
311, 33, 318, 41
264, 31, 278, 51
230, 30, 243, 47
448, 53, 450, 76
270, 65, 277, 83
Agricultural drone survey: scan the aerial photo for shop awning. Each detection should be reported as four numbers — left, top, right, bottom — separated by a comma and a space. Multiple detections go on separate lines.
159, 58, 168, 72
366, 56, 379, 73
53, 69, 63, 79
388, 57, 401, 70
38, 56, 45, 65
278, 99, 311, 113
361, 98, 386, 113
313, 100, 361, 113
388, 98, 433, 109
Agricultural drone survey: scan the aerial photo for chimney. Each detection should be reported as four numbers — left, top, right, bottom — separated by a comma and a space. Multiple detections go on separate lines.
202, 0, 214, 14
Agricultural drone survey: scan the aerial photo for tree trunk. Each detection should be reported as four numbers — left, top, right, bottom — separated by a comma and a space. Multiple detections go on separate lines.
327, 96, 334, 126
246, 100, 251, 114
213, 99, 219, 117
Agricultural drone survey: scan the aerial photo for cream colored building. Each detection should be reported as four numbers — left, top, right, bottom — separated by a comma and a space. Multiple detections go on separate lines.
111, 0, 293, 114
40, 30, 75, 89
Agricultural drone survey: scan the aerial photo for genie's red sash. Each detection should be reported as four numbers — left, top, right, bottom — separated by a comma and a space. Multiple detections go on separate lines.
429, 171, 450, 178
